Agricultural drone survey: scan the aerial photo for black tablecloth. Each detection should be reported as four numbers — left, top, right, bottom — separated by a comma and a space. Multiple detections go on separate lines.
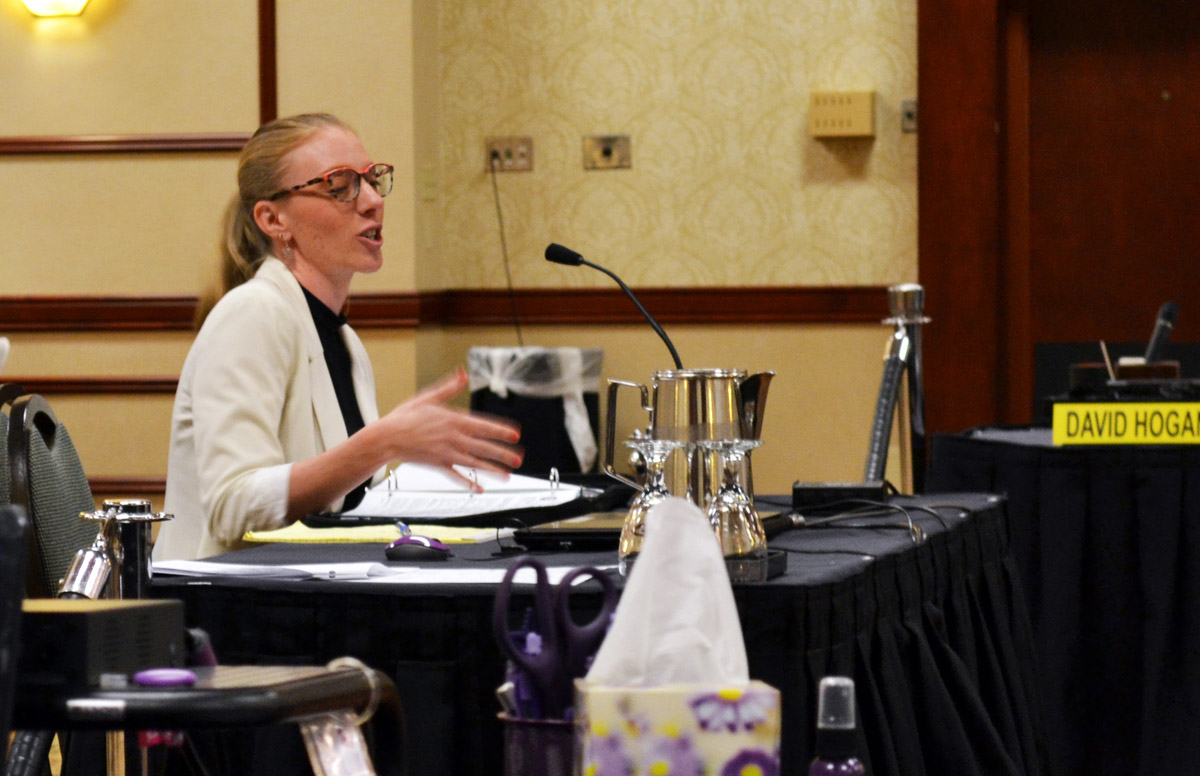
151, 493, 1044, 776
928, 428, 1200, 776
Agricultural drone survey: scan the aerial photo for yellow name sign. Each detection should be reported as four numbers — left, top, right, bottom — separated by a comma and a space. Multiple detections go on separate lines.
1053, 402, 1200, 445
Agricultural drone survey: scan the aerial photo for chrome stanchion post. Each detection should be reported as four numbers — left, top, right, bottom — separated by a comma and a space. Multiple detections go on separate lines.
68, 500, 173, 776
72, 500, 172, 601
883, 284, 930, 493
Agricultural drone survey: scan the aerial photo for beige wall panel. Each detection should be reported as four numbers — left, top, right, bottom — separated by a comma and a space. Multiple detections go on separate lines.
0, 0, 257, 135
357, 328, 419, 416
46, 394, 174, 478
414, 326, 450, 396
276, 0, 417, 292
2, 331, 194, 375
412, 0, 441, 290
425, 322, 895, 494
0, 154, 238, 295
435, 0, 917, 290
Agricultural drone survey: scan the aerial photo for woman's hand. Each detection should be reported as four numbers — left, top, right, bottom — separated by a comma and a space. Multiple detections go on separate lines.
377, 367, 523, 488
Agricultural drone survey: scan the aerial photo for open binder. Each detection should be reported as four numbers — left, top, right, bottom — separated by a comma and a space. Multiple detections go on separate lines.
301, 464, 633, 530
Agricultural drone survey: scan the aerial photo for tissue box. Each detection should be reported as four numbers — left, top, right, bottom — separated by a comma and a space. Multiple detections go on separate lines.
576, 680, 781, 776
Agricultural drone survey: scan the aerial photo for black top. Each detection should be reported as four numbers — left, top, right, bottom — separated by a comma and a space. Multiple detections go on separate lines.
301, 286, 369, 510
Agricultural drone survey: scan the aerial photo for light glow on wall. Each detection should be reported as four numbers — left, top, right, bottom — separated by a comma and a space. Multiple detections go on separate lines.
20, 0, 89, 16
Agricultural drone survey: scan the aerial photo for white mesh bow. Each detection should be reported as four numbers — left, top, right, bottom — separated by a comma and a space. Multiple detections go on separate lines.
467, 346, 603, 472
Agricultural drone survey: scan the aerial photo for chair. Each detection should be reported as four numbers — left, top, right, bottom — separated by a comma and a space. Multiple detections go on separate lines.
7, 394, 97, 598
0, 382, 26, 507
0, 505, 31, 764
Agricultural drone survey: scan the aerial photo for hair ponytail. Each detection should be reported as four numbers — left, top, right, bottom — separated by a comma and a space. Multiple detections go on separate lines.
195, 194, 270, 328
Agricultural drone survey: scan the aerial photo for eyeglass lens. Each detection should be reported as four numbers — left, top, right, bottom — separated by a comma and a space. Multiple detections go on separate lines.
328, 164, 393, 202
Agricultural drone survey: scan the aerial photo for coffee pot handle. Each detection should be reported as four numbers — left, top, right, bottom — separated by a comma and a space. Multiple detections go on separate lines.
604, 379, 652, 490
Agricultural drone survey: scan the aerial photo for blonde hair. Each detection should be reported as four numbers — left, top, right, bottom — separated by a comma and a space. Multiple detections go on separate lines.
195, 112, 355, 328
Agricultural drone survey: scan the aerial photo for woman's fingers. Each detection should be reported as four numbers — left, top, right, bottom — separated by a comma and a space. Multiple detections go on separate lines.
411, 366, 469, 406
463, 437, 525, 472
469, 413, 521, 445
437, 465, 485, 492
380, 368, 526, 472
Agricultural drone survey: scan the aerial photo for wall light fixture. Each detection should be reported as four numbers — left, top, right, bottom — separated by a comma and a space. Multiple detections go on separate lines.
21, 0, 89, 16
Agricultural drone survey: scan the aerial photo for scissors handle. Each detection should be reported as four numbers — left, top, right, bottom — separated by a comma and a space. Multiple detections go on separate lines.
493, 556, 558, 663
555, 566, 619, 679
492, 556, 572, 717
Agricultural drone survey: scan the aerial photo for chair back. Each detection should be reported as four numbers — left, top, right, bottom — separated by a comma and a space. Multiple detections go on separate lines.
8, 395, 96, 598
0, 383, 26, 507
0, 505, 30, 761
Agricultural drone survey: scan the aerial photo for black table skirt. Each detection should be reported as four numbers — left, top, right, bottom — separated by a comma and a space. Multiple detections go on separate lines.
152, 493, 1044, 776
928, 428, 1200, 776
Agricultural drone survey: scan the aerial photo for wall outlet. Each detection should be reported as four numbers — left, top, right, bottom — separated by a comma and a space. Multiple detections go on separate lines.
583, 135, 631, 170
808, 91, 875, 138
486, 137, 533, 172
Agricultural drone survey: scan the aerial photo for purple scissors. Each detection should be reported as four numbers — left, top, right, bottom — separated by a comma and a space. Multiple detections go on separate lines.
492, 555, 618, 719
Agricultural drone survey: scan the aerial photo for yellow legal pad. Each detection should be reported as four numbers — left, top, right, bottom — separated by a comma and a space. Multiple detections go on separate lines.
243, 521, 503, 545
1052, 402, 1200, 445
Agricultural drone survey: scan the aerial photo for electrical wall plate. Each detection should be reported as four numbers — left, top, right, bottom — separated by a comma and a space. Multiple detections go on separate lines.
583, 135, 631, 170
808, 91, 875, 138
486, 137, 533, 172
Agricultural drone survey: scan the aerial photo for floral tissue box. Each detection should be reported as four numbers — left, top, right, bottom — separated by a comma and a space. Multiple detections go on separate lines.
575, 680, 781, 776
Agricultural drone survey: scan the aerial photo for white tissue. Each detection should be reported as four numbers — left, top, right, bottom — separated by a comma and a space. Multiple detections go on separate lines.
586, 497, 749, 686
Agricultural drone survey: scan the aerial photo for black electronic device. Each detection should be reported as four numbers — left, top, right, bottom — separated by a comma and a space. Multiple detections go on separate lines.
17, 598, 185, 688
512, 512, 625, 551
792, 481, 889, 512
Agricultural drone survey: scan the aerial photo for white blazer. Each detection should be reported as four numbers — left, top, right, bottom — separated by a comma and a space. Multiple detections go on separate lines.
156, 257, 384, 560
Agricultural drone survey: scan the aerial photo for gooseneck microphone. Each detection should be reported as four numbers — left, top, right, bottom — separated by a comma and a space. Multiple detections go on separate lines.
545, 243, 683, 369
1144, 301, 1179, 363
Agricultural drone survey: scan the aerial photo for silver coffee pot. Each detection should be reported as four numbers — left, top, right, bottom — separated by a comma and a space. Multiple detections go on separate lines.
604, 368, 773, 560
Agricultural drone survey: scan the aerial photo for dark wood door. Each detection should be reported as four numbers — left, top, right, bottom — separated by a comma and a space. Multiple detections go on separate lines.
919, 0, 1200, 435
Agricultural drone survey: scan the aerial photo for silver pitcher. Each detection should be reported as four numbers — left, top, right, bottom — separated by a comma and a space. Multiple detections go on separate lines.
604, 369, 773, 557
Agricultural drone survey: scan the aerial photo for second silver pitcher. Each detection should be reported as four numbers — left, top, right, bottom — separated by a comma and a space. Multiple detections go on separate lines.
604, 367, 773, 515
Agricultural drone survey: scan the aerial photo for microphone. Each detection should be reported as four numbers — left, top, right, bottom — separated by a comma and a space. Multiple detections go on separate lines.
1144, 301, 1179, 363
544, 243, 683, 369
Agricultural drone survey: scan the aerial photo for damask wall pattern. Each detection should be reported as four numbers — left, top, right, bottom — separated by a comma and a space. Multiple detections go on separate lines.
435, 0, 917, 289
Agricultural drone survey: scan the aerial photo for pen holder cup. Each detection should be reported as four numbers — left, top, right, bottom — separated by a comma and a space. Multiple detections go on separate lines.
499, 713, 575, 776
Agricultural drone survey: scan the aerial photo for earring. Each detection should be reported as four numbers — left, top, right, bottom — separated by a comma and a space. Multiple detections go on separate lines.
277, 233, 293, 262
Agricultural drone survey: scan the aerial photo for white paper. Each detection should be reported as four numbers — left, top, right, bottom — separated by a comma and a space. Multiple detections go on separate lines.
153, 560, 408, 581
354, 564, 618, 586
586, 497, 749, 686
342, 463, 582, 519
153, 558, 615, 586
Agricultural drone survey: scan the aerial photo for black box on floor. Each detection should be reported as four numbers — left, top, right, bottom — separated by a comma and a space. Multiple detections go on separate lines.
18, 598, 185, 688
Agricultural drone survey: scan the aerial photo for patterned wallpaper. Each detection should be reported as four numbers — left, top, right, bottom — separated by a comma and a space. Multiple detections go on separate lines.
434, 0, 916, 289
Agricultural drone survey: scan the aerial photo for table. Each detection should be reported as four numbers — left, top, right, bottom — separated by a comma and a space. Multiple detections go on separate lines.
927, 427, 1200, 776
10, 665, 401, 776
151, 493, 1043, 776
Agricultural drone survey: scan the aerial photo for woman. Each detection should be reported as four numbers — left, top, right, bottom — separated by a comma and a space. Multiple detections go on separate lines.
156, 113, 521, 560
